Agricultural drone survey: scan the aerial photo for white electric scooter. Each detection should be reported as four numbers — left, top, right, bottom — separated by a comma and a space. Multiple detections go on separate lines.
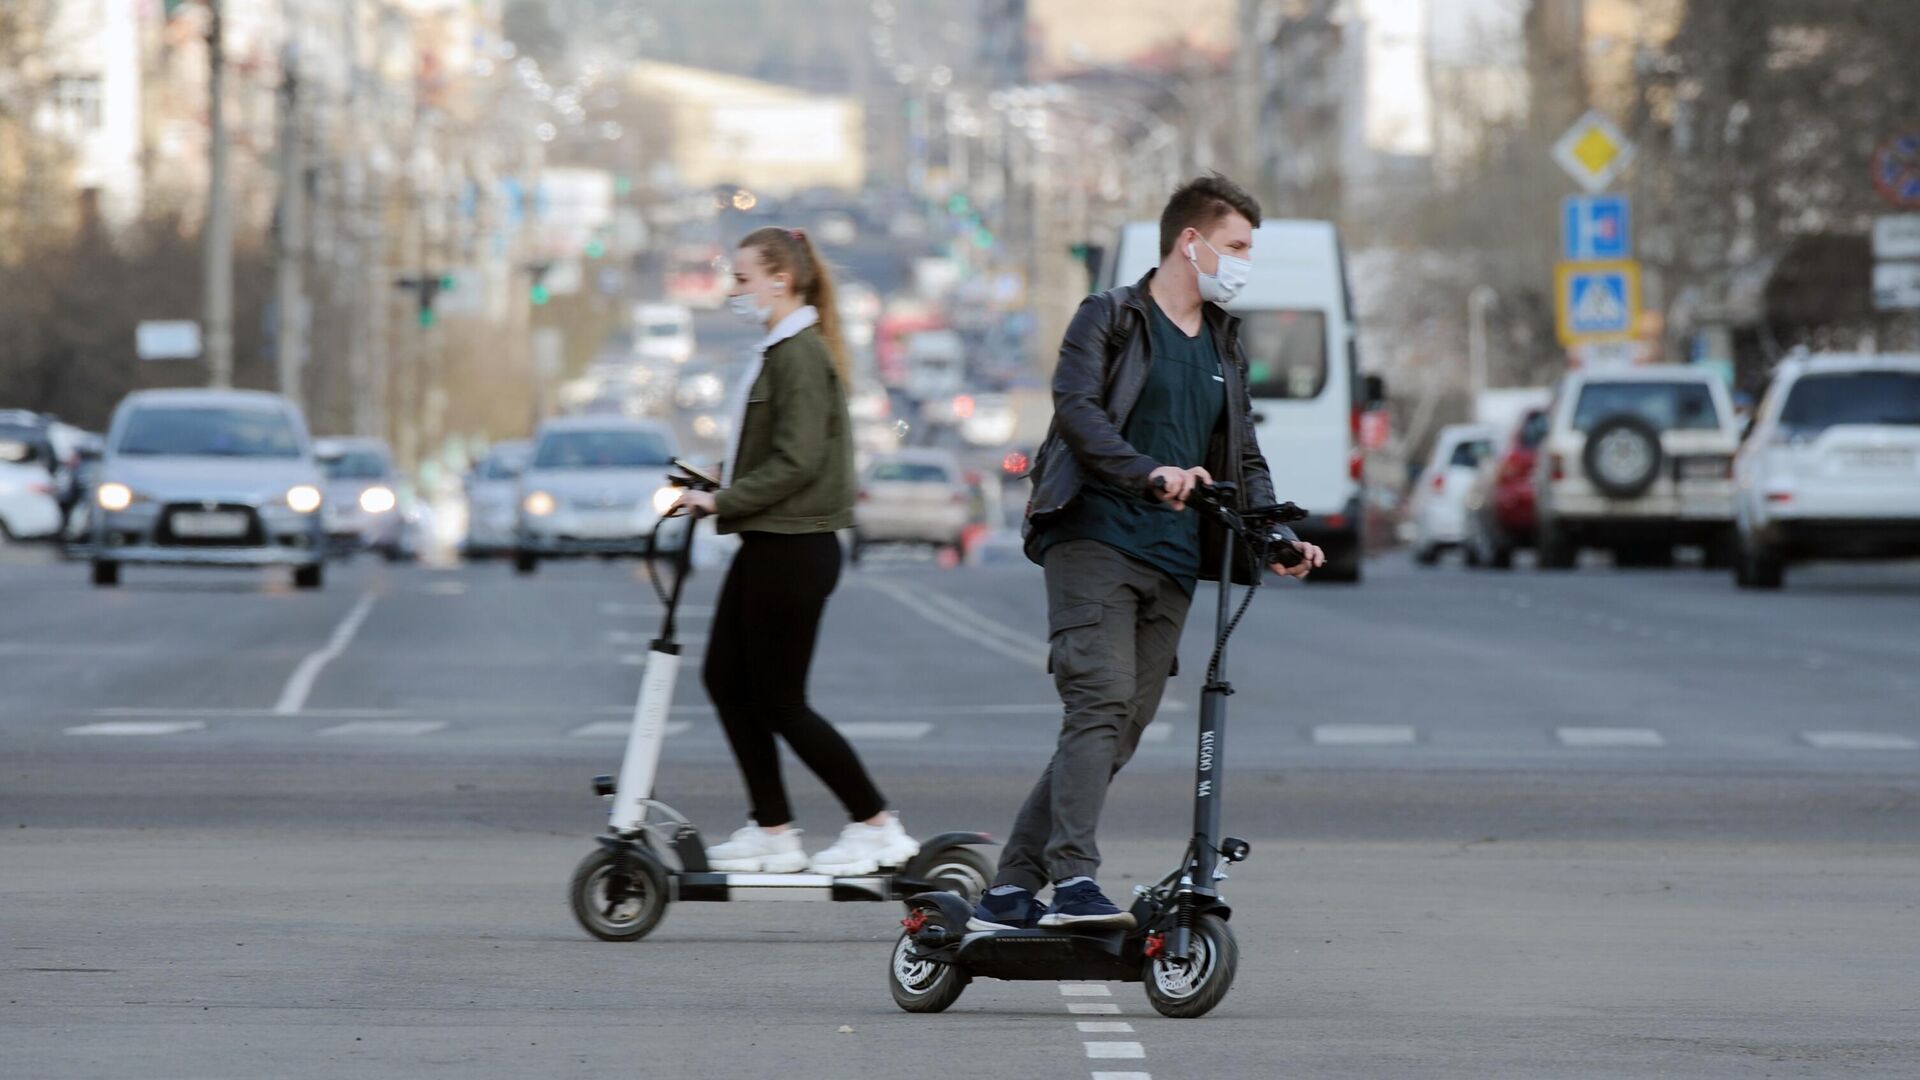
568, 462, 996, 942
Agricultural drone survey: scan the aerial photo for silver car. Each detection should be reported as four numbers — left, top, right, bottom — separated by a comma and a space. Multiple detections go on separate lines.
851, 448, 972, 561
513, 417, 689, 575
90, 389, 328, 589
316, 436, 408, 561
461, 439, 531, 560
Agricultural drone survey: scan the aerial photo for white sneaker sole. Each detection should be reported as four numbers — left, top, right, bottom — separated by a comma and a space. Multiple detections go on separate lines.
809, 839, 920, 877
707, 851, 810, 873
1037, 911, 1137, 930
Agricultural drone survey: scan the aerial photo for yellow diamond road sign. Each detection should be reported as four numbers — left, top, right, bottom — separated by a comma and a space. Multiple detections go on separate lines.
1554, 110, 1636, 193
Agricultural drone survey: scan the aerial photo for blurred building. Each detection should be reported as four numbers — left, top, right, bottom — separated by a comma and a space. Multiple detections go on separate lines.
624, 62, 865, 197
1027, 0, 1234, 76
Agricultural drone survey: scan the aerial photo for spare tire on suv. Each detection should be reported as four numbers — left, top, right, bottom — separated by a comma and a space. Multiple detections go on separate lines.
1581, 413, 1663, 499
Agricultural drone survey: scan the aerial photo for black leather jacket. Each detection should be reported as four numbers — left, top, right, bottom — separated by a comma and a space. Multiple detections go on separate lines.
1022, 271, 1289, 584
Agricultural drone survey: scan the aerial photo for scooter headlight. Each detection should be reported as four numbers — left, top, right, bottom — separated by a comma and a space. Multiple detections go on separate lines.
651, 485, 680, 516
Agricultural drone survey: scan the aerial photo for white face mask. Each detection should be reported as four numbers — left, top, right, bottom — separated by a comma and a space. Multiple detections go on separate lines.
1187, 236, 1252, 304
727, 291, 771, 324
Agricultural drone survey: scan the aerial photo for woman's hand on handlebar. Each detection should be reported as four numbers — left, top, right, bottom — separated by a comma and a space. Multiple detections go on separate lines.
1271, 540, 1324, 580
1148, 465, 1211, 510
670, 489, 717, 518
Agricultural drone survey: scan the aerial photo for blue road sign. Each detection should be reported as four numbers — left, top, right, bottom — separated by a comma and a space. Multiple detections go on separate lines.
1555, 260, 1641, 344
1562, 195, 1631, 260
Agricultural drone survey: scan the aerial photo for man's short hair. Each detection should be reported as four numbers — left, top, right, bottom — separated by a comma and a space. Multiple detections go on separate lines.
1159, 174, 1263, 258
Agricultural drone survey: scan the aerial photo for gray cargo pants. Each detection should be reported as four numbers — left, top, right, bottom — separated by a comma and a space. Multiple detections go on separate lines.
993, 539, 1192, 891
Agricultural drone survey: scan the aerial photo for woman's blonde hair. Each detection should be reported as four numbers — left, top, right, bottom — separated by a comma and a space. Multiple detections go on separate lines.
738, 226, 849, 385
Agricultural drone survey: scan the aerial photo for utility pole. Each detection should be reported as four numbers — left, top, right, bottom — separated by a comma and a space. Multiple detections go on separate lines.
203, 0, 234, 387
274, 36, 307, 408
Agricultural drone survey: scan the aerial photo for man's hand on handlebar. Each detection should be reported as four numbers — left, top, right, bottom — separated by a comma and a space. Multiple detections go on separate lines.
1148, 465, 1211, 510
670, 490, 717, 518
1272, 540, 1324, 580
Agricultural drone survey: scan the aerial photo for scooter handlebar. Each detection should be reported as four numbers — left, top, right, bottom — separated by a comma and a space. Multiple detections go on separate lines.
1150, 475, 1309, 568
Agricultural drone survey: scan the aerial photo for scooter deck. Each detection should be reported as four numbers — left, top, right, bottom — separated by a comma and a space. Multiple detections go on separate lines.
675, 872, 940, 902
950, 926, 1141, 983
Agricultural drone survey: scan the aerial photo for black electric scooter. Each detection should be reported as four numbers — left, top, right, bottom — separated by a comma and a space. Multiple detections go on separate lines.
886, 479, 1305, 1018
569, 462, 996, 943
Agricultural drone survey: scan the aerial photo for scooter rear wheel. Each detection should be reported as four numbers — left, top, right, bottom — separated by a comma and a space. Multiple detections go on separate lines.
569, 847, 670, 942
1143, 913, 1238, 1018
888, 930, 969, 1013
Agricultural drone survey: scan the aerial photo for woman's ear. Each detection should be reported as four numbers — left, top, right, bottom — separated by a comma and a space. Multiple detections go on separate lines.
772, 274, 789, 294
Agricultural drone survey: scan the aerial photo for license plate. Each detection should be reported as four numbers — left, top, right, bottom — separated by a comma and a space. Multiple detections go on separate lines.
572, 513, 637, 539
1840, 449, 1915, 471
1676, 457, 1730, 480
171, 510, 249, 538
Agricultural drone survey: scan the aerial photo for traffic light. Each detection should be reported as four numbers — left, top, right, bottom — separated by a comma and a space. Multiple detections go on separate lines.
526, 261, 554, 306
394, 271, 452, 328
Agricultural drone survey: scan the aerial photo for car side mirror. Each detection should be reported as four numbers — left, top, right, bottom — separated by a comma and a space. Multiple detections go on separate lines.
1361, 373, 1387, 408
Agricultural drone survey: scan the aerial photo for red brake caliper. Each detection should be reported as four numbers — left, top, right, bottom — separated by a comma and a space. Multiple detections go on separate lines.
1143, 932, 1166, 959
901, 910, 929, 935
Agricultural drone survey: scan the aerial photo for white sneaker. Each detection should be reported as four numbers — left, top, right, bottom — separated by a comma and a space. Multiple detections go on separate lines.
705, 824, 809, 873
809, 813, 920, 876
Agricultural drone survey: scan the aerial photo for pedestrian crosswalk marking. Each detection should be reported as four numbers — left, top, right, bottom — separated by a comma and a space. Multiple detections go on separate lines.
1313, 724, 1417, 746
318, 720, 448, 737
1802, 731, 1919, 751
1059, 984, 1112, 996
1557, 726, 1665, 748
1068, 1003, 1121, 1014
833, 721, 933, 740
569, 721, 692, 738
1085, 1042, 1145, 1060
1140, 724, 1175, 744
65, 721, 205, 736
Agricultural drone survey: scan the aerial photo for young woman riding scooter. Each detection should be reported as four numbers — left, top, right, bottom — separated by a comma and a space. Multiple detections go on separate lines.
671, 226, 919, 876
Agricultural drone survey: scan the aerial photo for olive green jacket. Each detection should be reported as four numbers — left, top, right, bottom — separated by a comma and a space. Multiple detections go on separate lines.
713, 326, 856, 535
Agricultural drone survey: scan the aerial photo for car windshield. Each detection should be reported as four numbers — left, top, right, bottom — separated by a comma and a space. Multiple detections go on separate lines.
1239, 310, 1329, 400
1518, 411, 1549, 449
480, 451, 527, 480
1778, 372, 1920, 435
870, 461, 951, 483
116, 406, 302, 458
1572, 382, 1721, 433
1450, 440, 1492, 468
533, 430, 674, 469
323, 450, 388, 480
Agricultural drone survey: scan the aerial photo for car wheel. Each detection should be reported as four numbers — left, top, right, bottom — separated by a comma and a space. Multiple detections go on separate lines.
514, 551, 538, 575
1736, 532, 1784, 590
91, 560, 119, 587
294, 563, 324, 590
1537, 517, 1576, 570
1702, 527, 1737, 570
1414, 544, 1439, 567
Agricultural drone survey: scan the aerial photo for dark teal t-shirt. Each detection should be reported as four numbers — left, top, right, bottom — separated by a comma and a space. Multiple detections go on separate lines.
1036, 298, 1225, 593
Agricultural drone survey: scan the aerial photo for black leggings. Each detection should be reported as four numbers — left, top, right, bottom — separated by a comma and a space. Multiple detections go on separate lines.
702, 531, 887, 827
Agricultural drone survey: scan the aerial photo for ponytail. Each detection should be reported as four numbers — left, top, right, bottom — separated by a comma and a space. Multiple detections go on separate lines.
738, 226, 852, 386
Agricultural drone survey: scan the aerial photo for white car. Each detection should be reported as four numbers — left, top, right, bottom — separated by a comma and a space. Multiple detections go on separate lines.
1533, 367, 1742, 570
1408, 423, 1495, 565
632, 303, 695, 365
852, 449, 971, 560
0, 449, 61, 541
1733, 352, 1920, 589
462, 440, 531, 559
514, 417, 690, 574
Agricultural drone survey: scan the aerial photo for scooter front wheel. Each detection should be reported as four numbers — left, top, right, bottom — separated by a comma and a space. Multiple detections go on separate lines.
906, 845, 993, 903
569, 846, 670, 942
1143, 913, 1238, 1018
888, 931, 969, 1013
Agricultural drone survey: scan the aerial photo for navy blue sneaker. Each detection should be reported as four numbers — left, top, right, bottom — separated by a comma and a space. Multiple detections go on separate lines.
1038, 879, 1136, 929
968, 886, 1046, 931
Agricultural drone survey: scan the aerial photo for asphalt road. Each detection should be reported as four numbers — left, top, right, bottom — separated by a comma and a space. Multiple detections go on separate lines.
4, 541, 1918, 1079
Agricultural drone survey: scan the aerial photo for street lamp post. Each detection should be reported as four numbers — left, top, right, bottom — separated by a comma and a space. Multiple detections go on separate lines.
203, 0, 234, 388
1468, 284, 1499, 401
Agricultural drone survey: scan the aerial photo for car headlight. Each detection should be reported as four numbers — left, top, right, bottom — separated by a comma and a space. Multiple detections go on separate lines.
359, 486, 397, 514
651, 485, 680, 516
523, 490, 556, 517
97, 482, 135, 511
286, 485, 323, 514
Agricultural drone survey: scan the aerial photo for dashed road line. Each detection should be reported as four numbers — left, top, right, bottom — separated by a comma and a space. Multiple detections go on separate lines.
65, 721, 205, 736
599, 602, 714, 618
1077, 1021, 1135, 1033
1557, 726, 1666, 748
1313, 723, 1417, 746
834, 721, 934, 740
1059, 984, 1113, 997
569, 721, 692, 738
1084, 1042, 1146, 1060
274, 591, 377, 715
317, 720, 448, 737
863, 576, 1043, 670
1803, 731, 1919, 751
1090, 1073, 1152, 1080
1066, 1002, 1122, 1015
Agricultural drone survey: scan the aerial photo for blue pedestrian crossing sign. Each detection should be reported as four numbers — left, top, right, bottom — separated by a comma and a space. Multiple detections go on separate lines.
1562, 195, 1631, 260
1555, 260, 1641, 345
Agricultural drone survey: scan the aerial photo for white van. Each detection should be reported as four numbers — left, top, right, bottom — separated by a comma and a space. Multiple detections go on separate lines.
1103, 220, 1375, 581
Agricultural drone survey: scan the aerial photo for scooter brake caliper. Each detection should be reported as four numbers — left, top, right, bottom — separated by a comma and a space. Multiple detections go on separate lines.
901, 909, 929, 935
1143, 932, 1166, 960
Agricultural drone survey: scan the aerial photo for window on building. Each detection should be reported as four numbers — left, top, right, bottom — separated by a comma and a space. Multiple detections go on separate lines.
50, 75, 104, 133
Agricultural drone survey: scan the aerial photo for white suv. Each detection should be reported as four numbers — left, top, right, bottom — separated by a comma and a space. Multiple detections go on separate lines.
1733, 353, 1920, 589
1533, 367, 1742, 569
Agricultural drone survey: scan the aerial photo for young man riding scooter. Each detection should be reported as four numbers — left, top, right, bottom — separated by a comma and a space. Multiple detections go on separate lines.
971, 174, 1325, 932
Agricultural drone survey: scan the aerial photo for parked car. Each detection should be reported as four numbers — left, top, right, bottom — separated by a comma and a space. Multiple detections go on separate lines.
1407, 423, 1496, 565
461, 439, 531, 560
851, 449, 970, 561
632, 302, 695, 365
315, 437, 409, 561
1463, 407, 1550, 569
514, 417, 688, 574
1533, 367, 1742, 570
0, 439, 61, 541
1733, 352, 1920, 589
89, 389, 328, 588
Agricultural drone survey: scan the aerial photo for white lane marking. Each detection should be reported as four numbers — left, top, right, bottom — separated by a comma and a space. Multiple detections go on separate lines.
1085, 1042, 1146, 1060
1090, 1073, 1152, 1080
1077, 1021, 1135, 1033
1313, 724, 1417, 746
1803, 731, 1920, 751
1556, 726, 1666, 748
1059, 984, 1113, 997
424, 580, 467, 596
1141, 724, 1175, 744
863, 577, 1041, 670
66, 721, 205, 736
569, 721, 691, 738
274, 591, 377, 715
1067, 1003, 1121, 1015
599, 602, 714, 618
318, 720, 448, 737
833, 721, 933, 740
